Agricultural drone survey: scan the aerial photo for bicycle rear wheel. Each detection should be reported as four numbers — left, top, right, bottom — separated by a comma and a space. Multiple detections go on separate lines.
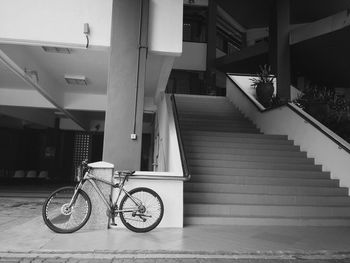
42, 186, 91, 233
119, 187, 164, 233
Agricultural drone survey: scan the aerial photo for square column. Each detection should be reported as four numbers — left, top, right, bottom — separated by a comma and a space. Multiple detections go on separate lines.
206, 0, 217, 95
103, 0, 147, 170
269, 0, 291, 101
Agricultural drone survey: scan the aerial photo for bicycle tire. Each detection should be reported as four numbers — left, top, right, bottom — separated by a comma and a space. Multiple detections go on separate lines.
42, 186, 92, 233
119, 187, 164, 233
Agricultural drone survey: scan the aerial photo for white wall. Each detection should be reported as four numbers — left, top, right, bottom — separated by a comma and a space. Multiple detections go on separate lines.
88, 163, 184, 228
148, 0, 183, 55
0, 0, 112, 48
226, 76, 350, 192
155, 93, 169, 172
119, 179, 183, 228
107, 93, 185, 228
165, 96, 183, 174
63, 93, 107, 111
154, 93, 183, 174
144, 96, 157, 112
173, 42, 207, 71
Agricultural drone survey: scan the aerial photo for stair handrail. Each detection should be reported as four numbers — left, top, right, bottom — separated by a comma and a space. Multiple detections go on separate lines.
226, 73, 350, 154
170, 93, 191, 181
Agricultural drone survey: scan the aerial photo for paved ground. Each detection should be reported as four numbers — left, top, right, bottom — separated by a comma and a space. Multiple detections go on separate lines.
1, 192, 350, 262
0, 197, 44, 232
1, 258, 350, 263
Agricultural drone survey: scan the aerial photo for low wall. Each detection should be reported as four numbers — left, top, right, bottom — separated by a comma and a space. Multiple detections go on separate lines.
226, 75, 350, 191
114, 174, 183, 228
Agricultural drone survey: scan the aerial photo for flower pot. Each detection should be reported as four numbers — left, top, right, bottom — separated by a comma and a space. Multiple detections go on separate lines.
256, 82, 274, 107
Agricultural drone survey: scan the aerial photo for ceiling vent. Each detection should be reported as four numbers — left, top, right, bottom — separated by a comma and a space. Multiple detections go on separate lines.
42, 46, 72, 54
64, 75, 87, 86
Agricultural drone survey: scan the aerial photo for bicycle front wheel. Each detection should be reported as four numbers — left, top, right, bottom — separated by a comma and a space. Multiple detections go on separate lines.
119, 187, 164, 233
42, 186, 92, 233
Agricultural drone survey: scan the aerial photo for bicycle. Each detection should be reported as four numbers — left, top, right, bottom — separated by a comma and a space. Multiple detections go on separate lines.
42, 160, 164, 233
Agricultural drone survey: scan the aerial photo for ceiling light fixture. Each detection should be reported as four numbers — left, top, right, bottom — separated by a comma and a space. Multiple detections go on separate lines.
42, 46, 72, 54
64, 74, 87, 86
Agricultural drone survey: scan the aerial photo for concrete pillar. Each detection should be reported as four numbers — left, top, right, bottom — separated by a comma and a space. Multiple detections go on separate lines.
81, 161, 114, 231
103, 0, 148, 170
206, 0, 217, 95
269, 0, 291, 101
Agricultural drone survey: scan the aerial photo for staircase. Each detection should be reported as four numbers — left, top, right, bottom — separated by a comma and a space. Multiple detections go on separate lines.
176, 95, 350, 226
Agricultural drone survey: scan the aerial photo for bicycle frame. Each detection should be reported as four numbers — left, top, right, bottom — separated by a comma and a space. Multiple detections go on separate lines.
70, 170, 142, 215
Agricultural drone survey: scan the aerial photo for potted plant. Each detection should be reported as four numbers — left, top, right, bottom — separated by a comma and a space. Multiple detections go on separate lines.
250, 64, 275, 107
294, 84, 333, 123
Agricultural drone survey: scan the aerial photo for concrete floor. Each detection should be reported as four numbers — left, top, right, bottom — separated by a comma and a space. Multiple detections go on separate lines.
1, 197, 350, 261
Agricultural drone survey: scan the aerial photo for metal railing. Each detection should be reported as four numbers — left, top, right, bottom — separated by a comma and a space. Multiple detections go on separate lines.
170, 94, 191, 181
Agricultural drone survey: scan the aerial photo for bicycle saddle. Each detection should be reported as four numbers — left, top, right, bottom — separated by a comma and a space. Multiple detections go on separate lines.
118, 170, 135, 176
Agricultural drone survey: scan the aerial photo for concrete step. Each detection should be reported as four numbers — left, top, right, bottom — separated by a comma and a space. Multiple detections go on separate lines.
184, 203, 350, 218
184, 182, 347, 196
185, 141, 300, 151
184, 192, 350, 206
175, 94, 228, 100
178, 109, 240, 116
180, 119, 253, 126
182, 126, 260, 133
180, 120, 255, 127
188, 159, 322, 171
186, 146, 307, 157
176, 99, 232, 106
187, 152, 314, 164
183, 135, 294, 145
184, 216, 350, 226
181, 123, 257, 131
175, 99, 230, 106
183, 131, 287, 140
188, 174, 337, 187
189, 167, 331, 179
178, 111, 243, 118
176, 99, 237, 107
179, 114, 246, 122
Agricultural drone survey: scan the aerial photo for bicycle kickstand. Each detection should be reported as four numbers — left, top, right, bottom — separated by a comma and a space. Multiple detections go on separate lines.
110, 216, 117, 227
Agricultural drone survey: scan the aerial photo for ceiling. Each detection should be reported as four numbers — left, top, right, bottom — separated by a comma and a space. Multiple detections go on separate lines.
216, 0, 350, 28
217, 25, 350, 87
0, 44, 109, 94
0, 59, 28, 88
291, 26, 350, 87
0, 43, 109, 129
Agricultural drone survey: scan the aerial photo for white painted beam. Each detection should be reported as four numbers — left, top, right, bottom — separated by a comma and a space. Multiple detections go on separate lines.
0, 88, 54, 108
290, 10, 350, 45
0, 48, 89, 130
148, 0, 183, 55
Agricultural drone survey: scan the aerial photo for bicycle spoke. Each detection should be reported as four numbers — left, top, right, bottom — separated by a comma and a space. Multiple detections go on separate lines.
119, 188, 163, 232
42, 187, 91, 233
